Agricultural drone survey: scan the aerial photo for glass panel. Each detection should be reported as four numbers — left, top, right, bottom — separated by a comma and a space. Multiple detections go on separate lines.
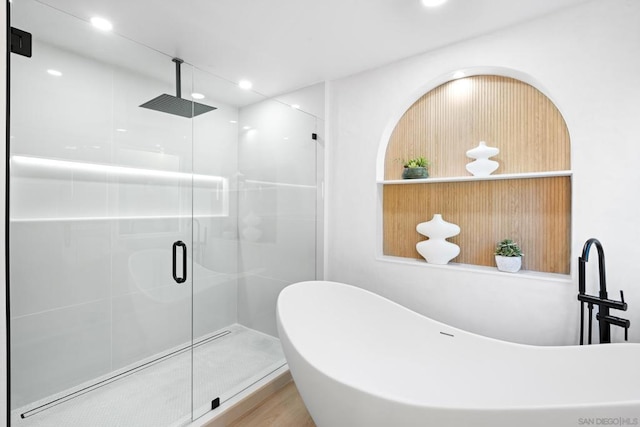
190, 67, 242, 418
9, 1, 193, 425
190, 71, 320, 420
237, 99, 319, 335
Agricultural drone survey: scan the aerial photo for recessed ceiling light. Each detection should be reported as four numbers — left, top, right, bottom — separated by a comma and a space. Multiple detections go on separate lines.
230, 120, 238, 124
91, 16, 113, 31
238, 80, 253, 90
243, 126, 251, 130
291, 104, 300, 110
47, 69, 62, 77
421, 0, 448, 7
191, 93, 205, 100
116, 128, 127, 132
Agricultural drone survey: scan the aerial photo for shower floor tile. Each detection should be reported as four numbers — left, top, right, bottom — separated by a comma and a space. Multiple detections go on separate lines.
11, 324, 285, 427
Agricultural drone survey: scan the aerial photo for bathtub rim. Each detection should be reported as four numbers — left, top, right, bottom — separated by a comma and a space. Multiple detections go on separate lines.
277, 280, 640, 412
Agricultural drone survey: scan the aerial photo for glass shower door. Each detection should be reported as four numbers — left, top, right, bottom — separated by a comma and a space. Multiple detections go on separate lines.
9, 1, 195, 425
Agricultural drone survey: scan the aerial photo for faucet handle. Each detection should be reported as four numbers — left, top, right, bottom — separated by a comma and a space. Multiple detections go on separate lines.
620, 290, 625, 304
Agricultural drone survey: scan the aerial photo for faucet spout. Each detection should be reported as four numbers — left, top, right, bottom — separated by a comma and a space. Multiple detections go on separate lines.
579, 238, 607, 298
578, 238, 629, 345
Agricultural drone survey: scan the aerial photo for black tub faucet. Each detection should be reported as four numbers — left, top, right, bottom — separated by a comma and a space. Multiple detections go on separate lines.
578, 238, 630, 344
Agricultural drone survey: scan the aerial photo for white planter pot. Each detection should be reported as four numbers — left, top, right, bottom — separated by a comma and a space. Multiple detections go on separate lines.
495, 255, 522, 273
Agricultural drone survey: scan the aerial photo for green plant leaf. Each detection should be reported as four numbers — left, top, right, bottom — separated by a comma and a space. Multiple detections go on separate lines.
494, 239, 523, 257
402, 156, 430, 168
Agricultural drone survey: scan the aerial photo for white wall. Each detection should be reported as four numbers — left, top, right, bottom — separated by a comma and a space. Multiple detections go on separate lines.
326, 0, 640, 345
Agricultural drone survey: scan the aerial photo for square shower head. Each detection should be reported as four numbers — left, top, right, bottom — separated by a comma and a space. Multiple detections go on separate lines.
139, 93, 217, 118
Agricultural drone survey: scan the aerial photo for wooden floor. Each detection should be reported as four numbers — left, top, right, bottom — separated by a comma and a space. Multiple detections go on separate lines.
229, 381, 316, 427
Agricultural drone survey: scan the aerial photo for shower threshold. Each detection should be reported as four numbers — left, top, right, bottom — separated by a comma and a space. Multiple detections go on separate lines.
20, 330, 232, 419
11, 324, 286, 427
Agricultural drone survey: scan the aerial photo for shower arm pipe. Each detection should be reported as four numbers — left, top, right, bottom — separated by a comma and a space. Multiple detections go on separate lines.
173, 58, 184, 99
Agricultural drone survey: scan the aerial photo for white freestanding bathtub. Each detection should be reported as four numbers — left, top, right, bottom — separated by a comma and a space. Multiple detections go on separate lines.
276, 281, 640, 427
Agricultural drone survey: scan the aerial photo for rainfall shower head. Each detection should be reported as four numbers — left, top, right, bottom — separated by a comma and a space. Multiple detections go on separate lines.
139, 58, 216, 118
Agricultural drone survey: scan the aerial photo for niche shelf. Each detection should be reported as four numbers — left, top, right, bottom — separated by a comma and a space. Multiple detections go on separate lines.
381, 75, 572, 275
377, 170, 572, 185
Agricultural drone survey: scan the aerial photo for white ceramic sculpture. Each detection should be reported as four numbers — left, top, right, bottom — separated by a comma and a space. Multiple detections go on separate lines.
416, 214, 460, 265
465, 141, 499, 177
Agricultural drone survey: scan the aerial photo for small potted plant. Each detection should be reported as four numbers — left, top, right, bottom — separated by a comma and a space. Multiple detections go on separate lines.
494, 239, 523, 273
401, 156, 430, 179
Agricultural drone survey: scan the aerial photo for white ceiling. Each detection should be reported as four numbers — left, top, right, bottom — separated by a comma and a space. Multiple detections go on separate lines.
36, 0, 591, 97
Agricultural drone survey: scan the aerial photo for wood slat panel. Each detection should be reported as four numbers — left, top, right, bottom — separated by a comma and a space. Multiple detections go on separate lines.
384, 75, 570, 180
381, 75, 572, 273
383, 177, 571, 274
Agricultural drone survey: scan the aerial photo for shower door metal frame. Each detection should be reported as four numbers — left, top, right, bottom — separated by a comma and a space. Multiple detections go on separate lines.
5, 0, 14, 425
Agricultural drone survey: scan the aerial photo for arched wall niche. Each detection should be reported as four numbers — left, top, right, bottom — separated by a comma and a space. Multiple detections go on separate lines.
379, 72, 572, 274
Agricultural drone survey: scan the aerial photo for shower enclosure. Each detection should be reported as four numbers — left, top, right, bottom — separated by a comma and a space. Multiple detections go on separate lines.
7, 1, 321, 425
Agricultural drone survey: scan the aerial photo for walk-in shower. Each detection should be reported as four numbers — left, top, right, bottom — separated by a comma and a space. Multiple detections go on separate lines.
7, 1, 321, 425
